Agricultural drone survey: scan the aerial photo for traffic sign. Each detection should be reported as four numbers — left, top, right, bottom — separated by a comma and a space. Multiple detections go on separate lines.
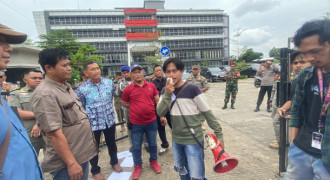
160, 46, 170, 56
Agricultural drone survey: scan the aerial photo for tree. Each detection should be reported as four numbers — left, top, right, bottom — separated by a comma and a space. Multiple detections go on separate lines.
23, 38, 35, 46
322, 12, 330, 19
37, 29, 104, 84
38, 29, 82, 54
231, 28, 246, 60
234, 60, 249, 72
269, 47, 280, 58
238, 48, 263, 62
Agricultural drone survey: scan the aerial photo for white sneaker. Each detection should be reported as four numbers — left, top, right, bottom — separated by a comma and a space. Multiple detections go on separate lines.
158, 147, 169, 155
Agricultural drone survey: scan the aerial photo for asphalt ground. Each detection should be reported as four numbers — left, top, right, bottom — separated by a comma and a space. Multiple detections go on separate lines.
41, 78, 283, 180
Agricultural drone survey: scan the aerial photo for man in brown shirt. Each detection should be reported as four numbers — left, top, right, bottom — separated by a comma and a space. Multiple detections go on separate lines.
31, 48, 97, 180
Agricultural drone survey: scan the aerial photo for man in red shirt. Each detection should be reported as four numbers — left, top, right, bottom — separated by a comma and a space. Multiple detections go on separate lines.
121, 64, 162, 179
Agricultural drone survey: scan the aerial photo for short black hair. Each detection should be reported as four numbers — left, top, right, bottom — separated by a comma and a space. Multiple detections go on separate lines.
38, 48, 69, 73
24, 69, 42, 76
83, 61, 97, 71
290, 51, 302, 64
153, 64, 162, 71
162, 57, 184, 72
293, 19, 330, 47
115, 72, 122, 76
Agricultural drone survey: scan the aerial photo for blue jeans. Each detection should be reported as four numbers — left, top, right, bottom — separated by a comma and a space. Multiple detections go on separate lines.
50, 161, 89, 180
131, 120, 158, 165
284, 143, 330, 180
172, 141, 206, 180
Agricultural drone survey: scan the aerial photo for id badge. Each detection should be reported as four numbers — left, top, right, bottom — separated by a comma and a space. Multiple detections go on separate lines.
311, 132, 323, 150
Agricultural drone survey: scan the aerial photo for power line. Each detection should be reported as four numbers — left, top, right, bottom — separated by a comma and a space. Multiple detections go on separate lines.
0, 0, 34, 22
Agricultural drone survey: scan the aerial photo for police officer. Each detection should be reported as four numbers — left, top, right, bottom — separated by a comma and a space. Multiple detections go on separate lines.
187, 65, 209, 92
222, 64, 240, 109
9, 69, 45, 155
187, 65, 209, 130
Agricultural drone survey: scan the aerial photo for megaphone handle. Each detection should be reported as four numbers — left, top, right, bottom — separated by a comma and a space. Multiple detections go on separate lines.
217, 149, 225, 160
221, 161, 228, 168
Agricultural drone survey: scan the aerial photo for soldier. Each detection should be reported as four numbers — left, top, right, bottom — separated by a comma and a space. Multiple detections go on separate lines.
222, 64, 240, 109
113, 72, 125, 132
187, 65, 209, 130
9, 69, 45, 155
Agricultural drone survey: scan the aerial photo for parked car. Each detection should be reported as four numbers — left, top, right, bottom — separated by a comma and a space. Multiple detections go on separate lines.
240, 63, 259, 78
200, 67, 226, 82
219, 65, 230, 72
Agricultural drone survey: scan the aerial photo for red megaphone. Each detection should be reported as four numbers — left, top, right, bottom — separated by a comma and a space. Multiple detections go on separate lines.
205, 133, 238, 173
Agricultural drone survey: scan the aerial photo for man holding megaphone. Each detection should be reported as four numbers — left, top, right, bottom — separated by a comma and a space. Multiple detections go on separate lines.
157, 58, 225, 180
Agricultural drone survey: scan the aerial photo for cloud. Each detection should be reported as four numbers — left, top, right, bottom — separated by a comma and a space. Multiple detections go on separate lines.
233, 0, 281, 18
239, 28, 272, 46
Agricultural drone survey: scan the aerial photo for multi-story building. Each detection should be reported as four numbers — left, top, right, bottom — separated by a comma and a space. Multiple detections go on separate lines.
33, 0, 229, 76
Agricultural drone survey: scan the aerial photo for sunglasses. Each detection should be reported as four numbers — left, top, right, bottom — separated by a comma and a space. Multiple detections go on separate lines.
192, 68, 199, 70
0, 76, 3, 78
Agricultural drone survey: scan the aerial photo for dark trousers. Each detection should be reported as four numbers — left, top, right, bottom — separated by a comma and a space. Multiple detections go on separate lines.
256, 85, 273, 108
156, 112, 171, 148
90, 125, 118, 175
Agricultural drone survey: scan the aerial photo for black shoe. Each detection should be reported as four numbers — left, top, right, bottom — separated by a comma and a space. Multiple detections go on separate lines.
267, 108, 272, 112
254, 107, 260, 112
222, 104, 227, 109
231, 104, 235, 109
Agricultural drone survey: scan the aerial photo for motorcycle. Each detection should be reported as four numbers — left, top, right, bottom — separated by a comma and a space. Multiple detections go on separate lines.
254, 76, 262, 88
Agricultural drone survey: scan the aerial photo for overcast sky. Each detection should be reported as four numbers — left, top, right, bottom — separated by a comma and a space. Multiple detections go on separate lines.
0, 0, 329, 57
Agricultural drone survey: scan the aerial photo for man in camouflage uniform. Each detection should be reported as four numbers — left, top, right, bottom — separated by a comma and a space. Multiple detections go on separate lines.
222, 64, 240, 109
187, 65, 209, 130
9, 69, 45, 155
114, 72, 125, 132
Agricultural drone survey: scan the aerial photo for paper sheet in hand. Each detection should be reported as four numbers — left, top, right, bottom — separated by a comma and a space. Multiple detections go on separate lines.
120, 156, 134, 167
107, 172, 132, 180
117, 150, 132, 159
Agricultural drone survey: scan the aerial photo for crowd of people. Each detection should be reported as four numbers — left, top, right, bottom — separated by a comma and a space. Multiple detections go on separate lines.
0, 19, 330, 180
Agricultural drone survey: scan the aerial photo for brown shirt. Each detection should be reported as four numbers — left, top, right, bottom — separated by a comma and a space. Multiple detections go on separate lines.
30, 76, 97, 173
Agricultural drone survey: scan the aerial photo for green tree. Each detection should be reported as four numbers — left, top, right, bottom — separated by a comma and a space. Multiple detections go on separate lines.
38, 29, 82, 54
238, 48, 263, 62
23, 38, 35, 46
269, 47, 280, 58
38, 29, 104, 85
234, 60, 249, 72
322, 12, 330, 19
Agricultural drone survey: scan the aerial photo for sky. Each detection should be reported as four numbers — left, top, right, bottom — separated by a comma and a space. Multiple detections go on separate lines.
0, 0, 329, 58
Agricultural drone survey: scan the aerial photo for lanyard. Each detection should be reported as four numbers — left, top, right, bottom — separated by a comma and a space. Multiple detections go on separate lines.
317, 68, 330, 132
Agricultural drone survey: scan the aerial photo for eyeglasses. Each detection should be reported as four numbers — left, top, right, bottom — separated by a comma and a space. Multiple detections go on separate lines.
192, 68, 199, 70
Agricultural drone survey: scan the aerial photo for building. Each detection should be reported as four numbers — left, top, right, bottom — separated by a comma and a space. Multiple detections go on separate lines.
5, 45, 42, 87
33, 0, 229, 76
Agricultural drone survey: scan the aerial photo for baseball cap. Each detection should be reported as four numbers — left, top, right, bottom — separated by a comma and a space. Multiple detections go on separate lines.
120, 65, 131, 72
130, 64, 142, 72
0, 24, 27, 44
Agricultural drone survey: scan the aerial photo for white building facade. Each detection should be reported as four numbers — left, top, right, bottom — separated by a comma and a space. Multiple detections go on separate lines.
33, 0, 229, 76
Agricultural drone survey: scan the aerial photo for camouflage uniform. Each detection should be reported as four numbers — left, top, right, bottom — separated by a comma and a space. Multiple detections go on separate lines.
186, 74, 209, 90
8, 86, 45, 155
113, 79, 124, 125
224, 71, 239, 104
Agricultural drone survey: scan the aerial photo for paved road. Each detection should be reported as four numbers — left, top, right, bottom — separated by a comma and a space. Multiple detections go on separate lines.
43, 78, 283, 180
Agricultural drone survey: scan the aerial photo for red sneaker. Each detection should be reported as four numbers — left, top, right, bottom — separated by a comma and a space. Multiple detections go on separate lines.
150, 160, 162, 174
132, 165, 142, 179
